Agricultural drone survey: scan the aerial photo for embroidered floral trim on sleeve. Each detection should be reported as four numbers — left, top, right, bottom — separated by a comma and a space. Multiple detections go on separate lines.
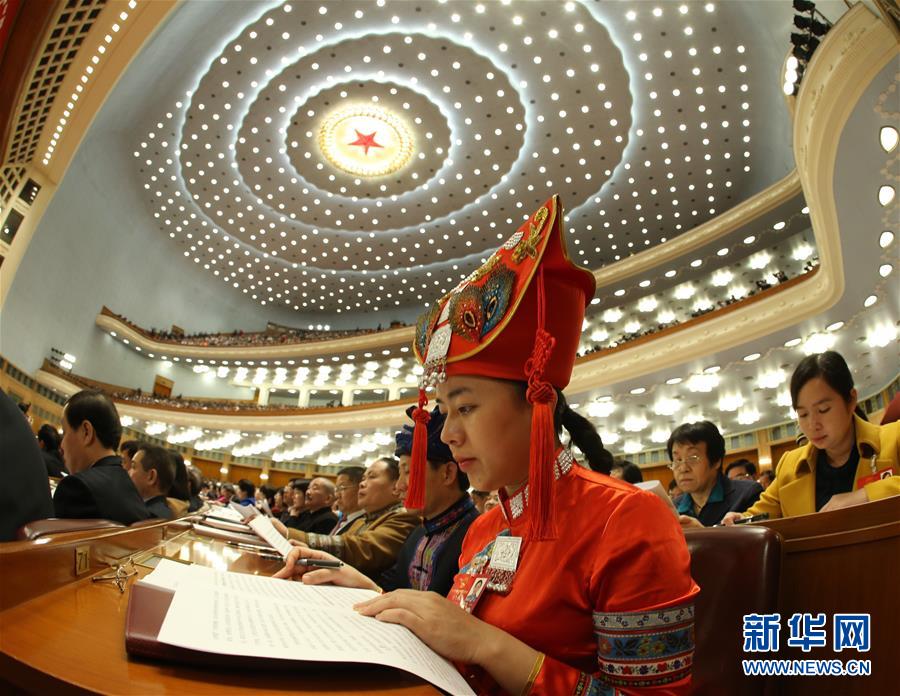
593, 603, 695, 688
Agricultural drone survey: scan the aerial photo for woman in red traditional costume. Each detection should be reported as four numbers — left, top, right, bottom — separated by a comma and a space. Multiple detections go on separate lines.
278, 195, 699, 695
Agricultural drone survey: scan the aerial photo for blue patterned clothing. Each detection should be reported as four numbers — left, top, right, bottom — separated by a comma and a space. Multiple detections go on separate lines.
381, 494, 478, 595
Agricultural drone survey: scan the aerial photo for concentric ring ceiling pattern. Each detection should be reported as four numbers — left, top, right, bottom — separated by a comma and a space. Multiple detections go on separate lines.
136, 0, 761, 316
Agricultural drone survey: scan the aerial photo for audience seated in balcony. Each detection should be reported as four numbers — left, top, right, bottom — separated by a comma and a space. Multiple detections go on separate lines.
576, 263, 808, 358
107, 307, 409, 348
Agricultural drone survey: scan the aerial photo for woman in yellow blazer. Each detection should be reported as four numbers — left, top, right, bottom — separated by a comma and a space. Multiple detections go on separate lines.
723, 351, 899, 522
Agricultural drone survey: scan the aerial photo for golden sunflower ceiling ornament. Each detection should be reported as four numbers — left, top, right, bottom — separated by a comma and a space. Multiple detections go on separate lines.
317, 104, 415, 178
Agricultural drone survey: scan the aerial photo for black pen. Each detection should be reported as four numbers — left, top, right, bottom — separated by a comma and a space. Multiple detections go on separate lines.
295, 558, 343, 568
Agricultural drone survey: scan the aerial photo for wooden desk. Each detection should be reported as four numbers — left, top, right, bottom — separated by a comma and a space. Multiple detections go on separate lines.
0, 523, 437, 694
760, 496, 900, 695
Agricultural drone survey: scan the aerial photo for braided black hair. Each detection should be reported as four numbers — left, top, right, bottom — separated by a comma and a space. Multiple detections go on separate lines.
554, 389, 614, 474
513, 381, 614, 474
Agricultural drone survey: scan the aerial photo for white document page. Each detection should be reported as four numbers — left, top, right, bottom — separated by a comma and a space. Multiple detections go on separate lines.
204, 506, 245, 523
248, 516, 294, 559
634, 480, 679, 517
191, 522, 271, 548
153, 561, 474, 695
201, 517, 252, 533
229, 501, 259, 520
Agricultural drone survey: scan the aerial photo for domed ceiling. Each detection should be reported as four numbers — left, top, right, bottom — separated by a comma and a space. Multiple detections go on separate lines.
133, 0, 815, 318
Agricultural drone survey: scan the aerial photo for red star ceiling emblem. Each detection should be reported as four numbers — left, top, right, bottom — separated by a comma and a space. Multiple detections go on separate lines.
348, 129, 383, 156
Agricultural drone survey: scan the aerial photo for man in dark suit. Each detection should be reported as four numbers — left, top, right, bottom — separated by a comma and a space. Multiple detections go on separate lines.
54, 390, 151, 524
290, 477, 338, 534
0, 391, 54, 540
129, 444, 175, 519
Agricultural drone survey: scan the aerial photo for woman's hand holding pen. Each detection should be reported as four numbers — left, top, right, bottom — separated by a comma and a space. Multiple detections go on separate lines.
273, 545, 377, 591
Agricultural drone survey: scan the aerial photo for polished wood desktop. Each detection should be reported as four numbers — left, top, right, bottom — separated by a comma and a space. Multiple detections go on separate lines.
760, 495, 900, 695
0, 520, 438, 695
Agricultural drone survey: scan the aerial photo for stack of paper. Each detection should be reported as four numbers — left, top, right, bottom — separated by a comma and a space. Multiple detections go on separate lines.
140, 560, 474, 695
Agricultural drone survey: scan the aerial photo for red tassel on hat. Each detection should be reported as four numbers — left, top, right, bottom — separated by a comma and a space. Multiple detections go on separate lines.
404, 389, 430, 510
524, 270, 557, 541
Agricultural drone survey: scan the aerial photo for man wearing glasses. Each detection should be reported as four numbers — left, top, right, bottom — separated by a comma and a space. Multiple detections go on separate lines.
331, 466, 365, 535
667, 421, 763, 528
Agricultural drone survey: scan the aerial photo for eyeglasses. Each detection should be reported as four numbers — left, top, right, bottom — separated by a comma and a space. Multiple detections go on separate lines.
335, 484, 358, 493
668, 454, 703, 470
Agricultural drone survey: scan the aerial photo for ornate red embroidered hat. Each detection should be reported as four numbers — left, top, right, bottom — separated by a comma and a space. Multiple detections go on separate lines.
405, 195, 596, 539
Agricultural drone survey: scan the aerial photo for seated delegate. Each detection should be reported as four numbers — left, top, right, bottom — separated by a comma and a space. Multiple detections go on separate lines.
667, 420, 763, 528
724, 351, 899, 523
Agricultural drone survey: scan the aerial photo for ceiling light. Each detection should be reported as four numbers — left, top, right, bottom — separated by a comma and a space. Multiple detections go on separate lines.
657, 309, 676, 323
654, 397, 682, 416
630, 387, 647, 395
603, 308, 623, 323
637, 296, 658, 313
666, 377, 683, 385
792, 243, 814, 260
623, 415, 649, 432
749, 252, 771, 269
687, 373, 719, 393
711, 270, 733, 286
718, 393, 744, 412
802, 332, 836, 355
826, 321, 844, 332
623, 440, 643, 454
601, 430, 620, 445
880, 231, 894, 248
587, 400, 616, 418
651, 428, 670, 443
673, 284, 695, 300
743, 353, 761, 361
879, 264, 893, 277
866, 323, 897, 348
880, 126, 899, 153
784, 338, 802, 348
737, 407, 761, 425
878, 185, 895, 206
757, 370, 785, 390
864, 295, 878, 307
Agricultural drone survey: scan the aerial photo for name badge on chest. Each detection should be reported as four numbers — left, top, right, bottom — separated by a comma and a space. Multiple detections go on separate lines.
856, 456, 895, 488
487, 535, 522, 594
